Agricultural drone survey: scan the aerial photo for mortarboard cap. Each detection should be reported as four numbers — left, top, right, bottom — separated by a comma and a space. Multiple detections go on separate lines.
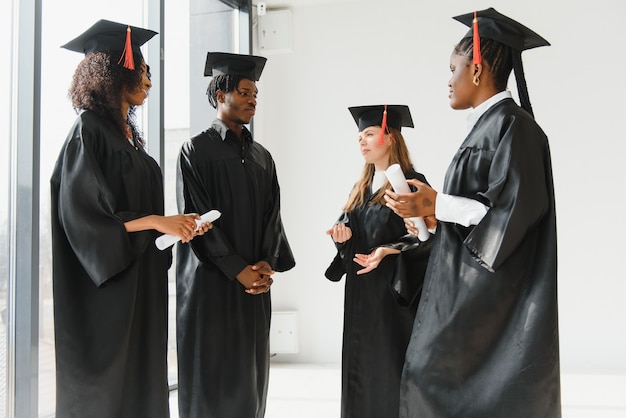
453, 7, 550, 51
61, 19, 157, 70
349, 105, 414, 132
204, 52, 267, 80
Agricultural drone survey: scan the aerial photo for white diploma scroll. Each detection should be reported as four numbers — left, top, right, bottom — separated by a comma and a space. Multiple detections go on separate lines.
155, 210, 222, 250
385, 164, 430, 241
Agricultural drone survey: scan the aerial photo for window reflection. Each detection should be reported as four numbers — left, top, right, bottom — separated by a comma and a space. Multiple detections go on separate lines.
1, 1, 11, 414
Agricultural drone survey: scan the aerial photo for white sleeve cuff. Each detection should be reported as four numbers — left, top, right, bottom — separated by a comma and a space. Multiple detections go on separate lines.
435, 193, 489, 227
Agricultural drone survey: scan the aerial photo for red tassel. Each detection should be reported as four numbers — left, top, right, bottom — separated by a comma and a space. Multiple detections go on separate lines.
472, 11, 482, 65
378, 105, 388, 145
118, 26, 135, 70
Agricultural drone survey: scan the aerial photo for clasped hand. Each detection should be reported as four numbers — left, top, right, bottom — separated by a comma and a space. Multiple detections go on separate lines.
237, 261, 275, 295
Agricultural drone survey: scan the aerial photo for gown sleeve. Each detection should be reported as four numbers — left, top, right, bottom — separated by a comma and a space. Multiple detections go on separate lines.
465, 117, 551, 272
177, 140, 248, 279
324, 212, 350, 282
53, 121, 134, 287
260, 155, 296, 272
380, 170, 433, 305
388, 234, 433, 306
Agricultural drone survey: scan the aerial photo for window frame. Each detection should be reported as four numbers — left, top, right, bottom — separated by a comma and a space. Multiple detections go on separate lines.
5, 0, 253, 415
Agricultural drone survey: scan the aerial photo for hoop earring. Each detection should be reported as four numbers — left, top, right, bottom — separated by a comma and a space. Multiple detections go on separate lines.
473, 74, 480, 86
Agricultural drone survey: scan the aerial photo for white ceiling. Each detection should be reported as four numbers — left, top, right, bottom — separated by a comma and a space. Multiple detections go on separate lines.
254, 0, 367, 8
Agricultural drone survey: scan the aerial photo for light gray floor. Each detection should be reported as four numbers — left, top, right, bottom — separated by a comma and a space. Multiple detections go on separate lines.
169, 363, 626, 418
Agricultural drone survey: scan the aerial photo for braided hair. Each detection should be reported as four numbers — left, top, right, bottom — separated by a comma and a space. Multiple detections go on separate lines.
206, 74, 247, 109
454, 37, 535, 117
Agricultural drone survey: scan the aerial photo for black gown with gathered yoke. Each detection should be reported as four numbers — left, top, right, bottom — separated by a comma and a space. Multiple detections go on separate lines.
51, 110, 171, 418
175, 119, 295, 418
399, 98, 561, 418
325, 169, 432, 418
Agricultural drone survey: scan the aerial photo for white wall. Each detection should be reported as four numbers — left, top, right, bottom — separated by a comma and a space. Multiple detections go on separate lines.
249, 0, 626, 373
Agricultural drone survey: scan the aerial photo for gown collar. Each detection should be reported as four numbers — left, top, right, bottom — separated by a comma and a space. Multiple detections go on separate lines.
371, 171, 386, 193
212, 118, 253, 143
466, 90, 512, 133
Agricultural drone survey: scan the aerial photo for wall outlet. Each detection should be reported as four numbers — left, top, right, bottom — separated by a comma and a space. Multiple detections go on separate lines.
257, 2, 267, 16
270, 311, 298, 354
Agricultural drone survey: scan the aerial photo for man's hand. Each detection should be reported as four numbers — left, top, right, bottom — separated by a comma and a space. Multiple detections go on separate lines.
252, 260, 274, 278
237, 262, 274, 295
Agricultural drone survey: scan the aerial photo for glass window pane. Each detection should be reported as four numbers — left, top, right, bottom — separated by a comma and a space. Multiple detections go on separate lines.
163, 0, 191, 386
1, 1, 12, 416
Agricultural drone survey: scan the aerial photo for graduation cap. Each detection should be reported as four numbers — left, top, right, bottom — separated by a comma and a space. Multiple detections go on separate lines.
453, 7, 550, 53
349, 105, 414, 132
204, 52, 267, 80
452, 8, 549, 117
349, 105, 414, 145
61, 19, 157, 70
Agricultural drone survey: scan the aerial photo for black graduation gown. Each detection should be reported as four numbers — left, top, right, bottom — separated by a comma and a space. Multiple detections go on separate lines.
176, 120, 295, 418
400, 99, 561, 418
325, 170, 432, 418
50, 111, 171, 418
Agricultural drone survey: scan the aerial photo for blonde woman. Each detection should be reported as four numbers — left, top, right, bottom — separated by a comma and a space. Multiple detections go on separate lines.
325, 105, 433, 418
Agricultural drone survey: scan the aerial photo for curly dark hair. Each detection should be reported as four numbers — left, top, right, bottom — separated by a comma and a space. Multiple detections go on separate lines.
68, 51, 147, 145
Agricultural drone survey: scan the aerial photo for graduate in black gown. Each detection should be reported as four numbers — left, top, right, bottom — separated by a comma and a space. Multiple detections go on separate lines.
385, 8, 561, 418
50, 20, 210, 418
325, 105, 433, 418
176, 52, 295, 418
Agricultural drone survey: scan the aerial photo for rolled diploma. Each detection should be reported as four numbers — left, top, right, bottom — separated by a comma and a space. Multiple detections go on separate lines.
385, 164, 430, 241
155, 210, 222, 250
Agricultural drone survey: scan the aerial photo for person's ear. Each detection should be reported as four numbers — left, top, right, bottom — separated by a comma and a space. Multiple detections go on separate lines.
216, 89, 226, 104
472, 63, 483, 87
